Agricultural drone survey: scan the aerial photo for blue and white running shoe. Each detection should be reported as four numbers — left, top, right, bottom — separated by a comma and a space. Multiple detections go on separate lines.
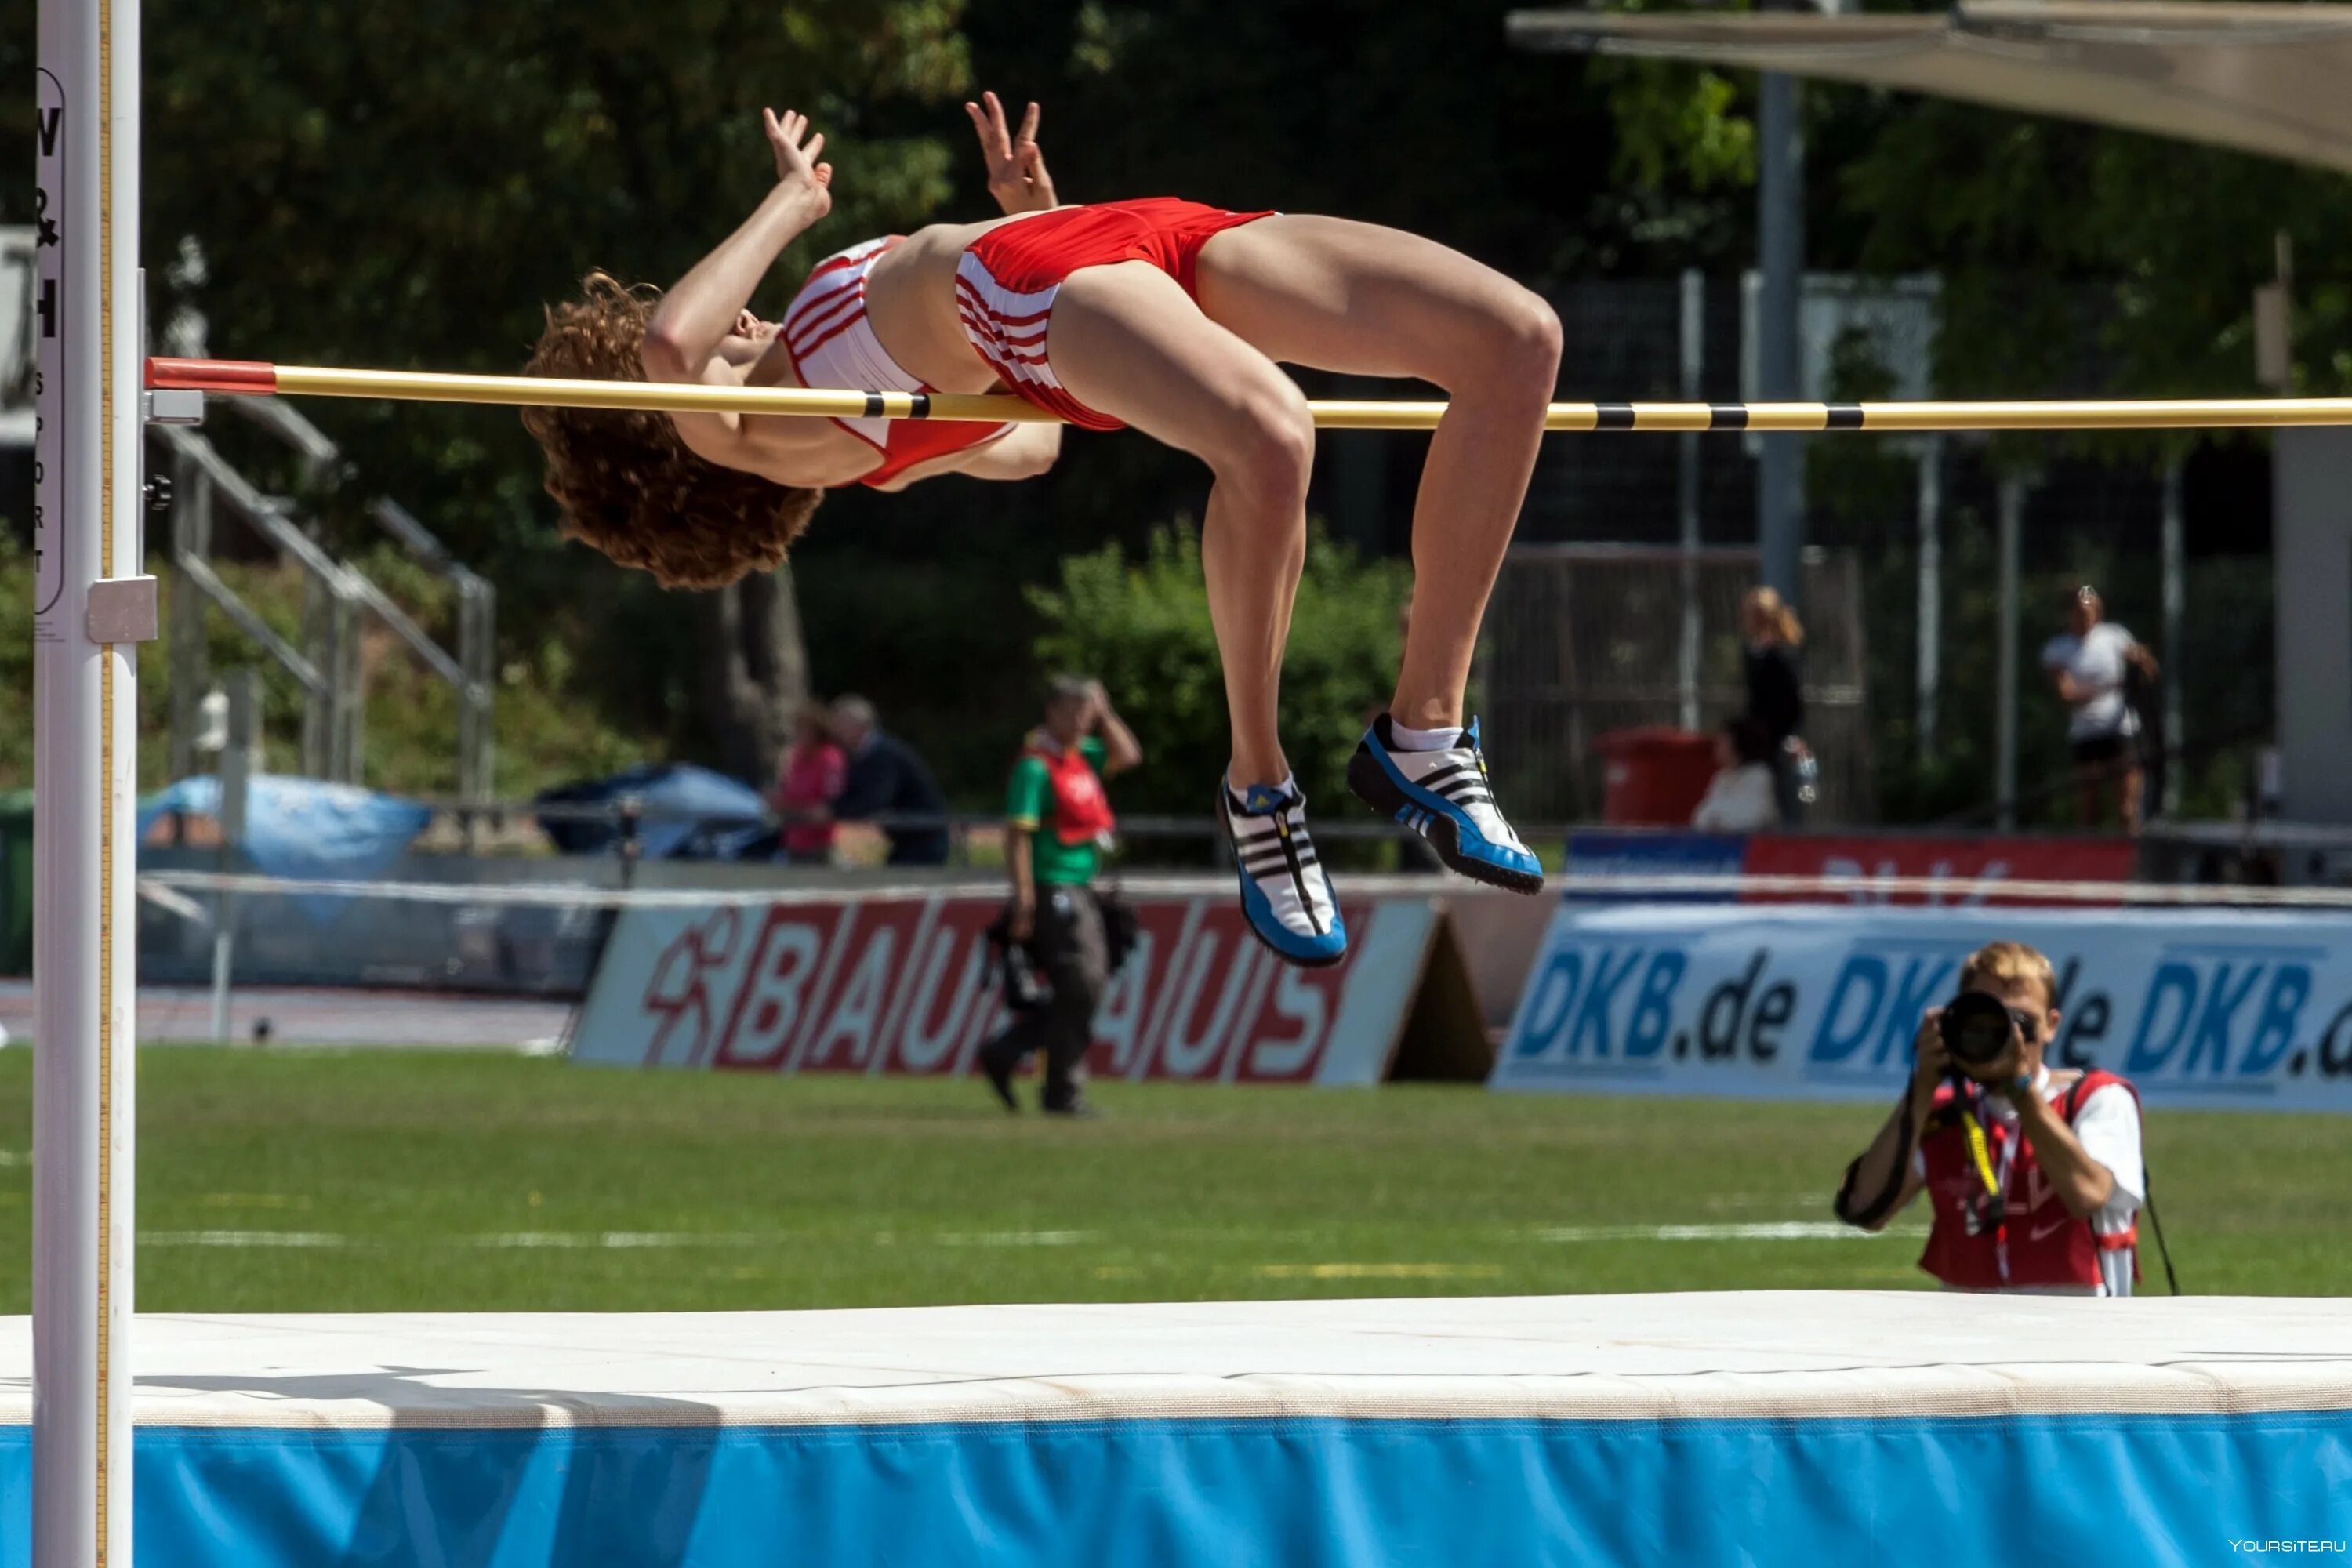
1218, 777, 1348, 967
1347, 715, 1544, 894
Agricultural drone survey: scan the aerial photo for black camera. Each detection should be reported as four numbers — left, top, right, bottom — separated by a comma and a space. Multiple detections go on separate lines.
1937, 989, 2024, 1071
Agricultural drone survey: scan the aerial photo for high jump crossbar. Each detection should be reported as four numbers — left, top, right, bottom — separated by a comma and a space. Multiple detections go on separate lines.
147, 356, 2352, 433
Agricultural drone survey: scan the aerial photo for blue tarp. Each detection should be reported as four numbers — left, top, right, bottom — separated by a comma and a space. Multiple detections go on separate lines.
533, 764, 772, 862
139, 776, 430, 886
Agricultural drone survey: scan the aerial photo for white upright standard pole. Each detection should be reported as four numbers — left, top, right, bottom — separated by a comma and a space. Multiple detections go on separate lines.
1915, 436, 1943, 756
1995, 475, 2024, 833
34, 0, 143, 1563
1675, 267, 1704, 734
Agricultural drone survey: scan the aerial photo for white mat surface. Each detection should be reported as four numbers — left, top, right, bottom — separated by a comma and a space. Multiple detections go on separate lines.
3, 1292, 2348, 1429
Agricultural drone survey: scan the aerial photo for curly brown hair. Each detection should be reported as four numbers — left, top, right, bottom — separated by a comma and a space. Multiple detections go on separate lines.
521, 272, 822, 590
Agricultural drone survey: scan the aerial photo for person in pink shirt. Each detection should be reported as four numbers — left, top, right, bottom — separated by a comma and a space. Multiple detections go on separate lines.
771, 702, 848, 865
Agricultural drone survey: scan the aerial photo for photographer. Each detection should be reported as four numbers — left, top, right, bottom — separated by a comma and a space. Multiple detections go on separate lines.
978, 677, 1141, 1117
1835, 941, 2146, 1296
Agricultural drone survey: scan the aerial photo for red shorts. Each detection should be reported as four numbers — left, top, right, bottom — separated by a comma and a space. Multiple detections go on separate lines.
955, 198, 1276, 431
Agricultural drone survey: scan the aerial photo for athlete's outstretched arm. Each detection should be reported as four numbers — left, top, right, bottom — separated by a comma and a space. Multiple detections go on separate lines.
643, 109, 833, 383
966, 90, 1058, 214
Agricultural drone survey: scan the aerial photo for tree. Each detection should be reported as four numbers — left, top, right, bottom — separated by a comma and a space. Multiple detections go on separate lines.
2, 0, 975, 785
1029, 522, 1410, 821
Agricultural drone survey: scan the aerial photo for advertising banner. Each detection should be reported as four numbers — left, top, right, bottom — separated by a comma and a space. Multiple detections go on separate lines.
1555, 832, 2136, 906
1494, 902, 2352, 1112
1563, 832, 1747, 904
570, 891, 1463, 1087
1740, 834, 2138, 906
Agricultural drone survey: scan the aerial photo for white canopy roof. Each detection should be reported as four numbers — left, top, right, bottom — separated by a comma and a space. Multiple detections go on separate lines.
1508, 2, 2352, 174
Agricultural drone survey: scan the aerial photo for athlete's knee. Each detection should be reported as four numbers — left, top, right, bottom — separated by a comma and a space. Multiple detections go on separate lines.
1213, 386, 1316, 512
1482, 289, 1562, 392
1421, 285, 1559, 402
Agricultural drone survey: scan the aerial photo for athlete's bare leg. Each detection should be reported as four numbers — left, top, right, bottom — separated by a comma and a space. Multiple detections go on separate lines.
1044, 260, 1314, 790
1194, 216, 1561, 731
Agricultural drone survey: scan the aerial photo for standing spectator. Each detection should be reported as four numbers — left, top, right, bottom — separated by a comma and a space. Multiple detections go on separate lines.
770, 702, 846, 866
980, 677, 1142, 1116
1690, 718, 1780, 832
2041, 585, 2158, 834
828, 695, 951, 866
1740, 586, 1809, 822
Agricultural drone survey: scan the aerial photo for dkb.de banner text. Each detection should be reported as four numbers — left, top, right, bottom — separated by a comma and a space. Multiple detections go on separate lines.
1493, 904, 2352, 1112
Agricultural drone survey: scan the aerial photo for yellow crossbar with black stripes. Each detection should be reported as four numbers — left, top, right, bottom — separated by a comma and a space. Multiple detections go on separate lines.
146, 357, 2352, 433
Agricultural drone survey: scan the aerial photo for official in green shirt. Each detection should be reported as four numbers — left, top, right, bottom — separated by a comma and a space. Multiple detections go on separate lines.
1007, 738, 1109, 885
982, 676, 1141, 1116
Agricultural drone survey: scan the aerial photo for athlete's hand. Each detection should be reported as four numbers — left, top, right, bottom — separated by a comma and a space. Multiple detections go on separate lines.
966, 90, 1056, 213
764, 108, 833, 216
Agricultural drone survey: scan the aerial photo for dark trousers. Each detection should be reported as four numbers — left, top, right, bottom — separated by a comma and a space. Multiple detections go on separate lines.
981, 884, 1107, 1109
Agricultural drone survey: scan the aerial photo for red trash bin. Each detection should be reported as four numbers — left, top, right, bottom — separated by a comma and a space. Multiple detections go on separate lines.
1594, 726, 1719, 826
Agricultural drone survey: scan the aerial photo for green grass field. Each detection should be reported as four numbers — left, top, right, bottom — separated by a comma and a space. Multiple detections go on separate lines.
0, 1047, 2346, 1312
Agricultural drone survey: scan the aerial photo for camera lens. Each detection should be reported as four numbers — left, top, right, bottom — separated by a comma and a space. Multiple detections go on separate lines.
1937, 990, 2014, 1068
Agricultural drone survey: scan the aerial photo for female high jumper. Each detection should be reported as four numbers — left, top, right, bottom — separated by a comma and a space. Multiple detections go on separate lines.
523, 95, 1561, 967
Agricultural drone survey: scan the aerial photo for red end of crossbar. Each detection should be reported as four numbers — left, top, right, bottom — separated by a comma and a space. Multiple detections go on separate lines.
144, 356, 280, 395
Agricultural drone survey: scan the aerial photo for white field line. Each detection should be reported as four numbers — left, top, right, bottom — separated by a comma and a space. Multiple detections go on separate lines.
1534, 1221, 1923, 1243
139, 1227, 1101, 1250
931, 1230, 1096, 1247
137, 1221, 1915, 1250
143, 1231, 354, 1249
1258, 1262, 1507, 1280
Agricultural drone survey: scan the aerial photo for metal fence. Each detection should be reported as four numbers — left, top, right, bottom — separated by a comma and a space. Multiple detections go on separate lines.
1479, 543, 1871, 823
160, 394, 495, 799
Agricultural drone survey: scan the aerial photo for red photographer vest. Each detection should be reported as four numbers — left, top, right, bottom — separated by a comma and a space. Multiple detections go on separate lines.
1917, 1069, 2140, 1291
1026, 741, 1116, 846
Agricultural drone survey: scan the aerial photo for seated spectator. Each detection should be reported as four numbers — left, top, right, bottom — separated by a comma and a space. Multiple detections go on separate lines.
771, 702, 846, 866
829, 695, 951, 866
1690, 718, 1780, 832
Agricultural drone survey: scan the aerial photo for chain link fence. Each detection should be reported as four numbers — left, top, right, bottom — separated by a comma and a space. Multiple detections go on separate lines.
1479, 544, 1871, 824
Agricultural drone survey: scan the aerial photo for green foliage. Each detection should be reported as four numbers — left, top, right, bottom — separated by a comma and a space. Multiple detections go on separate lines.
0, 0, 982, 786
1601, 60, 1755, 194
1028, 523, 1410, 815
0, 535, 638, 797
0, 0, 2306, 826
1597, 35, 2352, 404
1845, 107, 2352, 401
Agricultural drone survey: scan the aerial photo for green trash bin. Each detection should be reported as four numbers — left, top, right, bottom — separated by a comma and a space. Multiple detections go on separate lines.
0, 789, 29, 977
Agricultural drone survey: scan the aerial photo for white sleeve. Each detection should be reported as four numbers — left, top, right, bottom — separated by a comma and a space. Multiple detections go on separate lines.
1690, 777, 1726, 831
2070, 1083, 2145, 1229
1726, 769, 1780, 831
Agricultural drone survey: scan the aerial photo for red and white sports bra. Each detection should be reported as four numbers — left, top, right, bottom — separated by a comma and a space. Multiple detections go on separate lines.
779, 237, 1014, 488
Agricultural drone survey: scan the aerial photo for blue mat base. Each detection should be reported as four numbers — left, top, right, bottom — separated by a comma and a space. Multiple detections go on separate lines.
2, 1411, 2347, 1567
5, 1298, 2350, 1566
